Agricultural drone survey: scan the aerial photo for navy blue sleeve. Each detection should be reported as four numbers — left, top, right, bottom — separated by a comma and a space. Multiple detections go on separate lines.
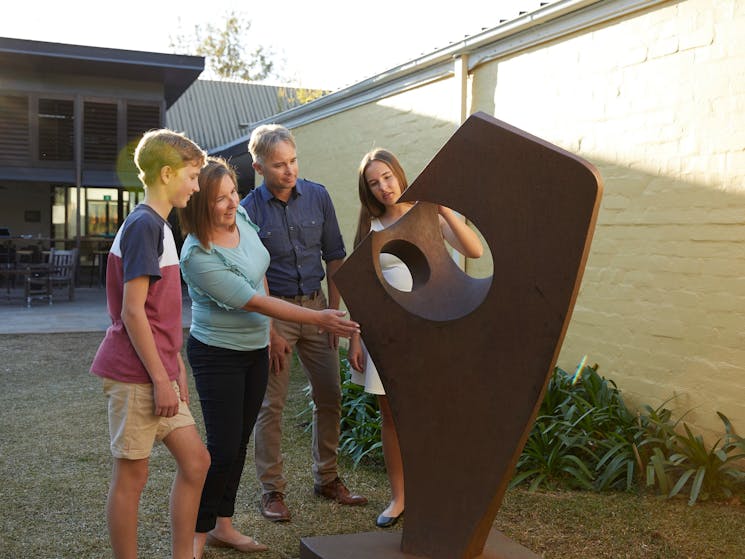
319, 187, 346, 262
120, 212, 163, 283
240, 191, 258, 222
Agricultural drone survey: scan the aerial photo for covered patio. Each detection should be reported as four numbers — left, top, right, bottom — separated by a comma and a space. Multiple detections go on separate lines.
0, 37, 204, 282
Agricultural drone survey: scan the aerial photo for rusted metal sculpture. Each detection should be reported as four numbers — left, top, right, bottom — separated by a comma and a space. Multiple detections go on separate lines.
301, 112, 602, 559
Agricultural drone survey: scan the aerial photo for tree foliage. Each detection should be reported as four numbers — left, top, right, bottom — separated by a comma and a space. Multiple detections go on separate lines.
170, 11, 275, 82
277, 86, 327, 109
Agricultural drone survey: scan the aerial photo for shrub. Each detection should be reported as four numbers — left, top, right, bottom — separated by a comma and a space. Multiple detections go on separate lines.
641, 409, 745, 504
512, 358, 745, 505
511, 361, 640, 492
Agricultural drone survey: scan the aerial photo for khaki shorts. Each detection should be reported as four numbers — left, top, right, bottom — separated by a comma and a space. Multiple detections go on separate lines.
103, 378, 195, 460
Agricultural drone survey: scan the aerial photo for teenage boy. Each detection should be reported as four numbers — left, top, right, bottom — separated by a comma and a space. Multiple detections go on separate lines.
90, 129, 211, 559
241, 124, 367, 522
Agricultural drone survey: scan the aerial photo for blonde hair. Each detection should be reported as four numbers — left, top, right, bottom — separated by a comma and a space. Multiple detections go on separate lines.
134, 129, 206, 188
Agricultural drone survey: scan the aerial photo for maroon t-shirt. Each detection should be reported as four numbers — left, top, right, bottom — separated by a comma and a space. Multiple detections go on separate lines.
90, 205, 183, 384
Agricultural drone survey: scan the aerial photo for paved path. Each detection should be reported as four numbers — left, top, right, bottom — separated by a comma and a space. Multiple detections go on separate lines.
0, 287, 192, 334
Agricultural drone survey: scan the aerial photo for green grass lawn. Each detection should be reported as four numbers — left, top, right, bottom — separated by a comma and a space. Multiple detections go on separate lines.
1, 332, 744, 558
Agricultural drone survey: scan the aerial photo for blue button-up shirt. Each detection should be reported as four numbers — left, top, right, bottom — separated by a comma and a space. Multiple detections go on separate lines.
240, 178, 346, 297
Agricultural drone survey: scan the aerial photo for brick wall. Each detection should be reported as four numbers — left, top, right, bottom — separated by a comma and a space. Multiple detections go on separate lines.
473, 0, 745, 436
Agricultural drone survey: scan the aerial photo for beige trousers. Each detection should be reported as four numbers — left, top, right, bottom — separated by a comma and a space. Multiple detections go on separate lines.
253, 291, 341, 494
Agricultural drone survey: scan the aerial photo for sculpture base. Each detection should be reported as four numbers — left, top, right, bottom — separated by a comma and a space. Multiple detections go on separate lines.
299, 528, 541, 559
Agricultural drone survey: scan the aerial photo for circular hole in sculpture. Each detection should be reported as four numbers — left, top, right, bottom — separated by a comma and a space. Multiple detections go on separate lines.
378, 239, 428, 293
378, 226, 493, 322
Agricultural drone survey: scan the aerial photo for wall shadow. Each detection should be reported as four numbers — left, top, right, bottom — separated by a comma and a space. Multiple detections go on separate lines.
296, 102, 745, 439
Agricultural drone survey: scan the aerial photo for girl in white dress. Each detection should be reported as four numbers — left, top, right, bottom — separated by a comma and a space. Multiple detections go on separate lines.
348, 148, 483, 528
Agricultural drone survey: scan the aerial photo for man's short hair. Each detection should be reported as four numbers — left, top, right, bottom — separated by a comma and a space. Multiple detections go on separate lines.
248, 124, 296, 165
134, 129, 206, 188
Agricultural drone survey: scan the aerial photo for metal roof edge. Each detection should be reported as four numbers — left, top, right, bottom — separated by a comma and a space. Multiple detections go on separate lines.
211, 0, 665, 153
469, 0, 670, 68
209, 58, 453, 154
0, 36, 204, 72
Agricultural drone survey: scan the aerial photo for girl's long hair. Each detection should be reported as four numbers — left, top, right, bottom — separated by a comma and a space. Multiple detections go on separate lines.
353, 148, 410, 248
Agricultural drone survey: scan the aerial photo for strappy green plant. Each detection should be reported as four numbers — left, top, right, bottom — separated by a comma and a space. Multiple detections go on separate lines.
642, 410, 745, 505
513, 360, 745, 504
336, 358, 382, 467
513, 362, 642, 492
511, 416, 596, 491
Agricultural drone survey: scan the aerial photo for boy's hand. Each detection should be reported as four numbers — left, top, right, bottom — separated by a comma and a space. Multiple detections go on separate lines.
153, 380, 179, 417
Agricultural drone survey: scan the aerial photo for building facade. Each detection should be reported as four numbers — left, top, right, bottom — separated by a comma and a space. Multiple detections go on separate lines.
0, 37, 203, 267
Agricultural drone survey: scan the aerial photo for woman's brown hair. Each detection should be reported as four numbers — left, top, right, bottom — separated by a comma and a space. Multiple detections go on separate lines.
353, 148, 410, 248
178, 156, 238, 248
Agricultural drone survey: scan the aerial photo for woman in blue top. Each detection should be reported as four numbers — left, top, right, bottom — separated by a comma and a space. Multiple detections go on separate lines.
179, 157, 359, 558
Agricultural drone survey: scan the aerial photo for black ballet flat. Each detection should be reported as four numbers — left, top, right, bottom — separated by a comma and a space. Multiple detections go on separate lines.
376, 509, 404, 528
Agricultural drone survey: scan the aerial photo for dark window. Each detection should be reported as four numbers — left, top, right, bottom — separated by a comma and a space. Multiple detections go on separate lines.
127, 104, 160, 142
38, 98, 74, 161
0, 95, 30, 160
126, 104, 160, 158
84, 102, 118, 163
122, 104, 161, 183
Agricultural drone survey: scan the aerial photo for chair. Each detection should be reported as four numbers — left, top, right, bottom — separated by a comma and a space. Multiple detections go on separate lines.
0, 244, 15, 290
25, 248, 77, 307
49, 248, 78, 301
15, 245, 37, 266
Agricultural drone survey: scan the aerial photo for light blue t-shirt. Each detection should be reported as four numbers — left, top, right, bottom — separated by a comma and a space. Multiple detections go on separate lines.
180, 206, 271, 351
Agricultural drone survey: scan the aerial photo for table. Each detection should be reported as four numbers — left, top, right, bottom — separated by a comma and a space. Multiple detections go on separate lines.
0, 264, 52, 306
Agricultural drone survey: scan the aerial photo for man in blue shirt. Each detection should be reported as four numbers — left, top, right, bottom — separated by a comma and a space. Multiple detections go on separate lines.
241, 124, 367, 522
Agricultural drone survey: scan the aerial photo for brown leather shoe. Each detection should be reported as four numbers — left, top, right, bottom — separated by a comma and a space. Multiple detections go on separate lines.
260, 491, 291, 522
314, 477, 368, 506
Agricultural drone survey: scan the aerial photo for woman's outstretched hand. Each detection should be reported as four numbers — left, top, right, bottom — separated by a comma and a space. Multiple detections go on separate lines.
317, 309, 360, 338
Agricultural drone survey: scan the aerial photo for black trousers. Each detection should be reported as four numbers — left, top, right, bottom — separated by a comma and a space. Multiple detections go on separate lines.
187, 335, 269, 532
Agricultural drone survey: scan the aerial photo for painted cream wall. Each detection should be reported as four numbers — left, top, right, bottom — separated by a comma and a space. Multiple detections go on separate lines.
468, 0, 745, 436
291, 77, 460, 256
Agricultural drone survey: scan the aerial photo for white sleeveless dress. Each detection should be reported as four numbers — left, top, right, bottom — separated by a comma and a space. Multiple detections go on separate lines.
350, 217, 413, 395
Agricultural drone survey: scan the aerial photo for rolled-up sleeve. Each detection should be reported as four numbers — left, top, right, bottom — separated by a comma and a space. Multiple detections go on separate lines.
181, 248, 257, 310
319, 189, 346, 262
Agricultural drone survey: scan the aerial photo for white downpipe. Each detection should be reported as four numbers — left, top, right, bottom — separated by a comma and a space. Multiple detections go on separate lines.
452, 54, 469, 271
454, 53, 469, 125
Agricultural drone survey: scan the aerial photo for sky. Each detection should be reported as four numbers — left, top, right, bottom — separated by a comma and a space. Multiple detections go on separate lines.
2, 1, 543, 91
